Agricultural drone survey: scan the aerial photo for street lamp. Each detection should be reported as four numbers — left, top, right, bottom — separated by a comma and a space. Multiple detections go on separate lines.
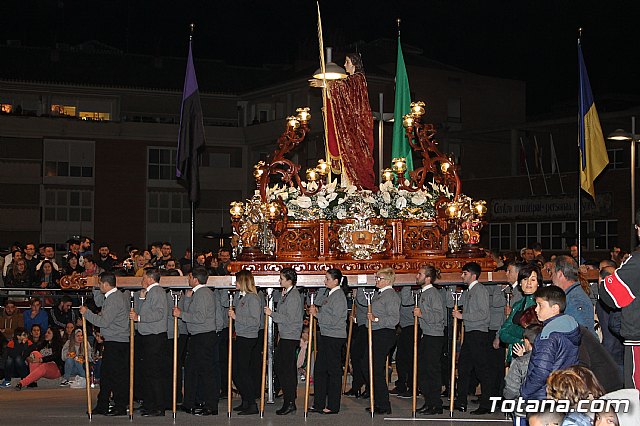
607, 116, 638, 249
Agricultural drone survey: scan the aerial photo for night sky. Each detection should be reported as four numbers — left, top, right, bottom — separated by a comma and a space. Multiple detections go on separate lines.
1, 0, 638, 114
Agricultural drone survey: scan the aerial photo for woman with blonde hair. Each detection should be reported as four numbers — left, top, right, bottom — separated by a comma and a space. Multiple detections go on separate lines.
366, 267, 400, 414
229, 269, 261, 415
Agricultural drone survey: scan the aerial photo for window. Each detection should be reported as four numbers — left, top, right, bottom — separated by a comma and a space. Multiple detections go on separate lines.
447, 97, 461, 123
44, 189, 93, 222
79, 111, 111, 121
43, 140, 94, 180
0, 104, 11, 113
51, 104, 77, 117
201, 147, 243, 168
607, 148, 625, 169
148, 147, 176, 180
516, 221, 587, 251
594, 220, 617, 250
490, 223, 511, 251
540, 222, 565, 250
147, 191, 189, 224
515, 222, 539, 250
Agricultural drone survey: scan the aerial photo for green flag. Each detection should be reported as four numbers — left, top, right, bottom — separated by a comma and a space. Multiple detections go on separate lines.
391, 37, 413, 172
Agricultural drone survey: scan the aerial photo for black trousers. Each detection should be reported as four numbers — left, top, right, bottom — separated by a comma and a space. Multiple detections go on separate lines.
233, 336, 259, 403
395, 324, 416, 392
418, 335, 444, 407
313, 334, 346, 411
350, 325, 369, 390
487, 330, 505, 398
184, 331, 219, 410
218, 328, 229, 395
97, 341, 129, 410
455, 330, 492, 410
624, 345, 639, 389
140, 333, 168, 412
372, 328, 396, 411
276, 338, 298, 405
164, 334, 187, 407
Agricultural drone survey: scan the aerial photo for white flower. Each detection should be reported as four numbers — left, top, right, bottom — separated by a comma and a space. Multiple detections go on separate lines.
411, 194, 426, 206
398, 189, 408, 197
380, 181, 394, 192
346, 185, 357, 195
326, 192, 338, 202
297, 196, 312, 209
317, 196, 329, 208
395, 196, 407, 209
382, 192, 391, 204
380, 209, 389, 218
289, 186, 297, 194
364, 196, 376, 204
300, 181, 307, 188
307, 181, 318, 192
337, 196, 346, 205
279, 192, 289, 201
325, 180, 337, 193
336, 208, 347, 219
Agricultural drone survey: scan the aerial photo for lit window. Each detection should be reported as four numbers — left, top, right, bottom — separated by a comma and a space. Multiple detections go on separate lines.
0, 104, 12, 113
51, 105, 77, 117
79, 111, 111, 121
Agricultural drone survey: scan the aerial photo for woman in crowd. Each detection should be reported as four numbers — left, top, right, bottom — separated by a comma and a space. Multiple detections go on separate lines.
498, 262, 541, 362
60, 328, 93, 386
17, 326, 64, 390
308, 268, 348, 414
229, 269, 262, 415
81, 255, 104, 277
4, 258, 34, 288
35, 260, 60, 289
29, 324, 43, 346
1, 327, 31, 387
264, 267, 303, 415
63, 253, 84, 275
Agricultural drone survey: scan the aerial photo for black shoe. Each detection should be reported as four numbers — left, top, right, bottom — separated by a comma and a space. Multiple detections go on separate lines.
308, 406, 321, 413
233, 402, 249, 412
276, 402, 296, 415
194, 407, 218, 416
389, 387, 401, 395
344, 388, 360, 397
360, 390, 370, 399
427, 406, 443, 415
105, 407, 128, 417
453, 403, 467, 412
417, 402, 429, 413
470, 407, 491, 415
181, 406, 196, 414
238, 404, 258, 415
15, 383, 22, 391
141, 409, 165, 417
91, 406, 110, 416
396, 390, 413, 399
375, 407, 392, 415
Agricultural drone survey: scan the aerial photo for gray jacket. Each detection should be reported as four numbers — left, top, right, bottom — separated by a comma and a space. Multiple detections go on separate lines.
503, 351, 530, 400
136, 284, 168, 335
180, 286, 217, 335
215, 289, 232, 332
84, 288, 130, 343
399, 286, 416, 328
488, 285, 507, 331
233, 292, 261, 338
509, 282, 524, 307
418, 285, 445, 336
271, 287, 303, 341
315, 288, 347, 338
461, 282, 490, 332
354, 288, 369, 327
370, 287, 400, 331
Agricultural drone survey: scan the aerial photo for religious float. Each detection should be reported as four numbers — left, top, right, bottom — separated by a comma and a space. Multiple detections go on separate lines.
228, 101, 495, 276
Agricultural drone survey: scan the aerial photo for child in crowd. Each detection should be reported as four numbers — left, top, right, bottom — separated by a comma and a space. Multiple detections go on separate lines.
520, 286, 581, 401
546, 366, 605, 426
1, 327, 31, 387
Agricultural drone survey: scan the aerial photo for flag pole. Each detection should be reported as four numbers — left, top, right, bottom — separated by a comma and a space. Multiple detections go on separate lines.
189, 23, 195, 271
577, 28, 583, 264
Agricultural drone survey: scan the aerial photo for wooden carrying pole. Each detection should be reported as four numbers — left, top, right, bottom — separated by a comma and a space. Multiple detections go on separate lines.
81, 296, 92, 420
367, 297, 374, 418
411, 293, 419, 418
227, 292, 234, 418
449, 295, 460, 417
129, 294, 135, 421
259, 304, 269, 417
341, 290, 356, 394
172, 293, 179, 420
303, 292, 315, 419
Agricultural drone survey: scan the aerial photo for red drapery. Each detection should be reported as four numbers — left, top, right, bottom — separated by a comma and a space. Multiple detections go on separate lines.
325, 73, 376, 191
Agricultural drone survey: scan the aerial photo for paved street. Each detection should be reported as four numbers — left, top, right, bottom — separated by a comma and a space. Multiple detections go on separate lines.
0, 385, 511, 425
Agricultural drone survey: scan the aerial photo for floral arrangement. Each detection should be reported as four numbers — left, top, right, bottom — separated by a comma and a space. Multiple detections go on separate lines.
266, 179, 453, 221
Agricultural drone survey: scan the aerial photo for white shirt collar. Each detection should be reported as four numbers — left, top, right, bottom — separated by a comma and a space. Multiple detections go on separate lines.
468, 280, 479, 290
328, 286, 341, 296
105, 288, 118, 299
147, 283, 160, 292
378, 285, 393, 293
192, 284, 205, 293
512, 281, 518, 288
421, 284, 433, 292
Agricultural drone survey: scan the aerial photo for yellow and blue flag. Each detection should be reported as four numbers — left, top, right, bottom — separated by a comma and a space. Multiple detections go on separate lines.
578, 42, 608, 199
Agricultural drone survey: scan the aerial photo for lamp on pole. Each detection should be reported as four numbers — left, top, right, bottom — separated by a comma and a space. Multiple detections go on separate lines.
608, 116, 638, 249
